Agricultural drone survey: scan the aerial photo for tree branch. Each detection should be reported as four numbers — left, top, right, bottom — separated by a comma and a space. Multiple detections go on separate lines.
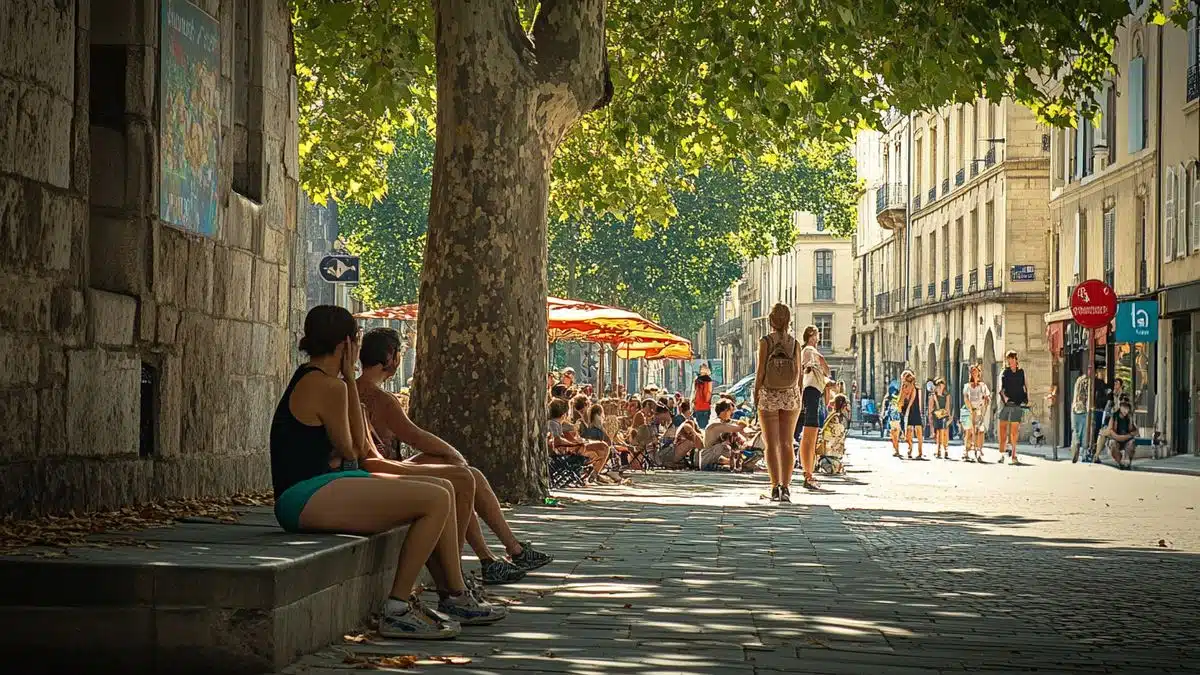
530, 0, 611, 135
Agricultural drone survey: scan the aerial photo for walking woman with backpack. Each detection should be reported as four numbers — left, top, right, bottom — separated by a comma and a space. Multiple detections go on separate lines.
754, 304, 803, 502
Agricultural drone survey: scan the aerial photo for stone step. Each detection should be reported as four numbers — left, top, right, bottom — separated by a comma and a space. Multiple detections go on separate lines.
0, 506, 409, 674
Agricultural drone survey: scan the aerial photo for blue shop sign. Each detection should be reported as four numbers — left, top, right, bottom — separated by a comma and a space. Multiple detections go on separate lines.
1114, 301, 1158, 343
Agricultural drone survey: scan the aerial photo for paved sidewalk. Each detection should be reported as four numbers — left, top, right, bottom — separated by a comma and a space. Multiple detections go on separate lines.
282, 471, 1200, 674
847, 430, 1200, 476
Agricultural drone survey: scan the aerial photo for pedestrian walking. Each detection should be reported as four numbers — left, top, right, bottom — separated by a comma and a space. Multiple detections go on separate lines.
1069, 370, 1091, 462
692, 363, 714, 430
930, 378, 951, 459
798, 325, 832, 490
924, 378, 936, 440
899, 371, 925, 459
997, 350, 1028, 465
961, 364, 991, 462
754, 304, 803, 502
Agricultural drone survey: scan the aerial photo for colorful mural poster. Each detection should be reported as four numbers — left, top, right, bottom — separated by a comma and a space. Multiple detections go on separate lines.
160, 0, 221, 237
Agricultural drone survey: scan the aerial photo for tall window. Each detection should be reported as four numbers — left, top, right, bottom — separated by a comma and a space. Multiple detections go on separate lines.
942, 122, 951, 186
1105, 83, 1117, 165
1051, 233, 1061, 309
1136, 195, 1148, 289
1179, 163, 1192, 257
915, 137, 924, 196
929, 230, 937, 287
957, 106, 967, 175
968, 208, 979, 271
1129, 35, 1147, 154
914, 236, 923, 287
1075, 209, 1088, 279
814, 313, 833, 351
941, 223, 950, 283
815, 250, 834, 301
955, 217, 964, 285
929, 125, 938, 192
985, 201, 995, 265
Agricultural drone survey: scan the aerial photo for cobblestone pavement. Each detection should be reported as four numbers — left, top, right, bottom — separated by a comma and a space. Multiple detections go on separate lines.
284, 440, 1200, 674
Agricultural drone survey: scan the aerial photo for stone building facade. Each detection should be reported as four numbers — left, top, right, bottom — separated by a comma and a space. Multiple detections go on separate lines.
1044, 10, 1200, 453
0, 0, 302, 516
855, 99, 1053, 436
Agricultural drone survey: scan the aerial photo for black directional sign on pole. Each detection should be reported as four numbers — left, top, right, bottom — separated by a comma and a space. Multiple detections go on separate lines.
319, 254, 360, 283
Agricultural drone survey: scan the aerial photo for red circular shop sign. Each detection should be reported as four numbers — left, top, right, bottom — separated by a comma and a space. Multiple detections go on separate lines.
1070, 279, 1117, 329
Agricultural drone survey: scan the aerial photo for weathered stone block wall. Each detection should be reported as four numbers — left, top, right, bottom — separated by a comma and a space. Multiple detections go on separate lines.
0, 0, 302, 517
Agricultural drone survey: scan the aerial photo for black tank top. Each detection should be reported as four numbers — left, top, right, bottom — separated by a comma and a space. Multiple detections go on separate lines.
270, 365, 336, 498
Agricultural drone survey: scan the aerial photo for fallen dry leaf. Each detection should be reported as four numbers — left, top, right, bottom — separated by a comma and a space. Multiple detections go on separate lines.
543, 650, 557, 658
425, 656, 471, 665
343, 632, 370, 644
622, 603, 633, 609
376, 655, 419, 668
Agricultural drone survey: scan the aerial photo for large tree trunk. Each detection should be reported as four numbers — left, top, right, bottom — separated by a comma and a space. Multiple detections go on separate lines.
410, 0, 610, 500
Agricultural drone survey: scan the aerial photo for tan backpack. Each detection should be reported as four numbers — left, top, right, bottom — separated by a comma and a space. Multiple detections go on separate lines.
762, 333, 799, 390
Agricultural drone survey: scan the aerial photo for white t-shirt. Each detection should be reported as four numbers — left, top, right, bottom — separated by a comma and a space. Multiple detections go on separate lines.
963, 382, 990, 409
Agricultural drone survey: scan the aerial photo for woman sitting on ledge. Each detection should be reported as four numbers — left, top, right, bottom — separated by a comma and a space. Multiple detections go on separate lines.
269, 305, 505, 641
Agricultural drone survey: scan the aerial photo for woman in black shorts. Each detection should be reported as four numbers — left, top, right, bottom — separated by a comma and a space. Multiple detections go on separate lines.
899, 370, 925, 459
797, 325, 831, 490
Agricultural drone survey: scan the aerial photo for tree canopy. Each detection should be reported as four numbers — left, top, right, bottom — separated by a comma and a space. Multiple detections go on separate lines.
292, 1, 1188, 212
338, 127, 857, 337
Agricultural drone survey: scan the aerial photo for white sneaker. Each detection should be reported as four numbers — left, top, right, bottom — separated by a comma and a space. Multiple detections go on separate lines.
438, 591, 509, 625
378, 597, 461, 640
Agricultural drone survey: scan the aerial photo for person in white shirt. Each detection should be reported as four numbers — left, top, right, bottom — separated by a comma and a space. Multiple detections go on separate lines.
960, 364, 991, 462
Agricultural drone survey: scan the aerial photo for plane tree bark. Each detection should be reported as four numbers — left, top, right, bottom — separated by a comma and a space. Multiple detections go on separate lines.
409, 0, 611, 500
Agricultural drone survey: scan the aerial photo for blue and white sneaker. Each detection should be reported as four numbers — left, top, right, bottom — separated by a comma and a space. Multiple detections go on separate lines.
437, 592, 508, 625
378, 597, 461, 640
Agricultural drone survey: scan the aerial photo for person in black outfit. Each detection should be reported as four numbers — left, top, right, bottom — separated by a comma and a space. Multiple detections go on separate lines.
997, 350, 1028, 465
270, 305, 504, 639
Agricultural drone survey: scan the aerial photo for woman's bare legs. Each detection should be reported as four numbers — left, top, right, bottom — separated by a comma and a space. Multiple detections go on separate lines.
760, 409, 781, 487
298, 475, 465, 599
362, 458, 475, 549
582, 441, 611, 475
799, 425, 819, 483
905, 425, 915, 457
778, 409, 801, 488
467, 467, 523, 557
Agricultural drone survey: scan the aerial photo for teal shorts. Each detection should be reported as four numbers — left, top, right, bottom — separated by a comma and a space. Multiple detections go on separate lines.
274, 469, 372, 533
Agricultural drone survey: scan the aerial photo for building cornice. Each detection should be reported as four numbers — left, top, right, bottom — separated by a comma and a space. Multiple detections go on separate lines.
1049, 151, 1157, 208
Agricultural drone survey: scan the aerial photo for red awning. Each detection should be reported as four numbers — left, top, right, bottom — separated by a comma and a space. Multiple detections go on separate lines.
1046, 322, 1064, 359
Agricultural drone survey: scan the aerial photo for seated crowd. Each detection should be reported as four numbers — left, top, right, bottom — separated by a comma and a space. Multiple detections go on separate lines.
545, 370, 767, 481
269, 306, 553, 641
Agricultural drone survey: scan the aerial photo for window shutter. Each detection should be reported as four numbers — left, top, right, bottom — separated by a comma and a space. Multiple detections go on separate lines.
1128, 58, 1144, 154
1193, 165, 1200, 253
1165, 166, 1176, 262
1181, 164, 1191, 257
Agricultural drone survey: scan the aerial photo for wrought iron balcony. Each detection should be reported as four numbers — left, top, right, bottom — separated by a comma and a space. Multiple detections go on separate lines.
874, 183, 908, 230
927, 282, 935, 299
941, 278, 950, 299
954, 274, 963, 296
716, 317, 742, 343
928, 187, 937, 204
1189, 63, 1199, 103
913, 194, 922, 210
984, 146, 996, 167
955, 169, 965, 186
942, 178, 950, 196
985, 264, 995, 289
968, 269, 978, 292
814, 285, 835, 302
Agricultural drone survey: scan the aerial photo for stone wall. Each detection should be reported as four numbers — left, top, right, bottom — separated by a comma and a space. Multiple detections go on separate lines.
0, 0, 302, 517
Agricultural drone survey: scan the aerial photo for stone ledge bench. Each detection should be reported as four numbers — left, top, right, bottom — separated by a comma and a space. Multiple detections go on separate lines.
0, 506, 409, 674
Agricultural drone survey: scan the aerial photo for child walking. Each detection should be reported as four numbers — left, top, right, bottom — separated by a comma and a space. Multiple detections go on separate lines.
931, 378, 951, 459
